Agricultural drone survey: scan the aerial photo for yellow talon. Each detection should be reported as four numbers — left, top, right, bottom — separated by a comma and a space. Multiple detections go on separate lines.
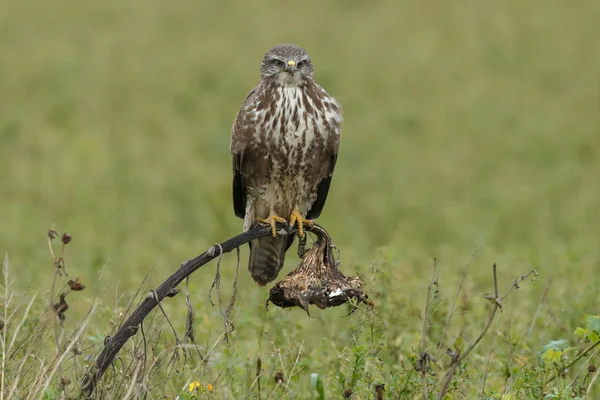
289, 206, 313, 238
257, 215, 287, 237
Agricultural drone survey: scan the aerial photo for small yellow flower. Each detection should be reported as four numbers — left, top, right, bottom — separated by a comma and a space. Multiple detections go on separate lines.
206, 383, 213, 392
188, 381, 201, 392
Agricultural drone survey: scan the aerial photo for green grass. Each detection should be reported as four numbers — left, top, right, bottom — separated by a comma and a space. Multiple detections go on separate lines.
1, 0, 600, 398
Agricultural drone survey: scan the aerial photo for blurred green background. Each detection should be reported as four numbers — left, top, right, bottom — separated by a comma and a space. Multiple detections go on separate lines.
2, 0, 598, 287
1, 0, 599, 396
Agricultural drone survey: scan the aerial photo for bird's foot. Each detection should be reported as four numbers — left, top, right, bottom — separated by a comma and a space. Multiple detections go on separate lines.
289, 207, 313, 238
257, 215, 288, 237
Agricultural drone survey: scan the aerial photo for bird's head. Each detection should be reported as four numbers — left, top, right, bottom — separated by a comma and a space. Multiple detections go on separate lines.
260, 43, 314, 87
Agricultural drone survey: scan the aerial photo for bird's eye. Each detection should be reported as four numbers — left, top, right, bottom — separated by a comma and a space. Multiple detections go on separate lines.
297, 61, 305, 68
272, 59, 285, 68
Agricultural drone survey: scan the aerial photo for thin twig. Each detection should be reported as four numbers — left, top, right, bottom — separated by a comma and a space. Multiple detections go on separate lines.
586, 369, 600, 398
185, 277, 194, 343
493, 263, 499, 299
478, 332, 497, 398
223, 247, 241, 343
36, 301, 99, 399
121, 360, 143, 400
527, 278, 552, 338
420, 259, 437, 400
1, 253, 10, 400
7, 354, 46, 399
48, 238, 65, 389
434, 245, 480, 360
208, 244, 224, 308
282, 341, 304, 398
266, 381, 283, 400
184, 277, 204, 361
244, 357, 263, 400
437, 363, 457, 400
150, 289, 186, 359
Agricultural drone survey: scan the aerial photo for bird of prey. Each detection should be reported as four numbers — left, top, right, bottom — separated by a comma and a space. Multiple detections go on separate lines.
230, 43, 342, 285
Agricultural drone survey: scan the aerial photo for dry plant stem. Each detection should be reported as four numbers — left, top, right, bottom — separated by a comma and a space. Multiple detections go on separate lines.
1, 253, 10, 400
80, 222, 309, 398
8, 295, 39, 356
121, 360, 143, 400
273, 343, 287, 379
478, 332, 497, 398
50, 268, 65, 387
7, 354, 45, 399
244, 360, 263, 400
586, 369, 600, 398
29, 301, 99, 400
434, 246, 478, 360
437, 363, 458, 400
48, 244, 64, 390
420, 259, 437, 400
48, 235, 67, 386
570, 347, 600, 388
436, 265, 536, 400
282, 341, 304, 398
6, 296, 41, 398
150, 290, 185, 357
527, 277, 552, 338
266, 381, 283, 400
223, 247, 241, 343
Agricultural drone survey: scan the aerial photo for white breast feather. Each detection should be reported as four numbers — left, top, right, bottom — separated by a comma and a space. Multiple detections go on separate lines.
245, 84, 341, 228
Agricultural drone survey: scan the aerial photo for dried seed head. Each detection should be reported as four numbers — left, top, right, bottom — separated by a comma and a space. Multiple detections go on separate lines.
275, 371, 285, 384
53, 293, 69, 323
589, 364, 597, 373
375, 383, 385, 400
68, 278, 86, 291
61, 233, 72, 245
343, 388, 352, 398
256, 357, 262, 376
267, 226, 368, 314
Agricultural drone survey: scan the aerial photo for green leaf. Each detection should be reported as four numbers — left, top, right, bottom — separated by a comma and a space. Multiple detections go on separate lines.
337, 371, 346, 386
574, 327, 588, 339
316, 377, 325, 400
453, 334, 465, 355
540, 339, 568, 352
587, 315, 600, 333
537, 340, 568, 367
542, 348, 563, 365
543, 395, 558, 400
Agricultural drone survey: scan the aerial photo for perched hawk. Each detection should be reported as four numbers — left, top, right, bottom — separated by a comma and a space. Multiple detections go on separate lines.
230, 44, 342, 285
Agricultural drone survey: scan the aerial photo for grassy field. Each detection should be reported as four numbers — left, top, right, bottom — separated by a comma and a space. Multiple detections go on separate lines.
1, 0, 600, 398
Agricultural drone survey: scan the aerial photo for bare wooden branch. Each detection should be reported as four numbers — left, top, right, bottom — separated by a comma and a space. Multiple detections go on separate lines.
80, 222, 310, 398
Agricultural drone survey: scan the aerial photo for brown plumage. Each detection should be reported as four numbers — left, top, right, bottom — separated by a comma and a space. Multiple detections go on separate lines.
231, 43, 342, 285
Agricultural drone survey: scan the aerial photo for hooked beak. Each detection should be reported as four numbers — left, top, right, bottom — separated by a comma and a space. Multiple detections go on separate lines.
285, 60, 296, 74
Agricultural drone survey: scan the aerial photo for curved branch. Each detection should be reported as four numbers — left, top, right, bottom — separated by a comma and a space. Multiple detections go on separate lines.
80, 222, 318, 397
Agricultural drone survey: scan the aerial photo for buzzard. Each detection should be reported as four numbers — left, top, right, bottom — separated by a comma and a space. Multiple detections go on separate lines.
230, 43, 342, 285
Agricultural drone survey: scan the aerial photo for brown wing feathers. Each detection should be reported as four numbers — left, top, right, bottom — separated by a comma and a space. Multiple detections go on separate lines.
232, 153, 246, 218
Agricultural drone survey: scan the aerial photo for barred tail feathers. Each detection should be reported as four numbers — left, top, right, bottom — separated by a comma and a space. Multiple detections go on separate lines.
248, 235, 292, 285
